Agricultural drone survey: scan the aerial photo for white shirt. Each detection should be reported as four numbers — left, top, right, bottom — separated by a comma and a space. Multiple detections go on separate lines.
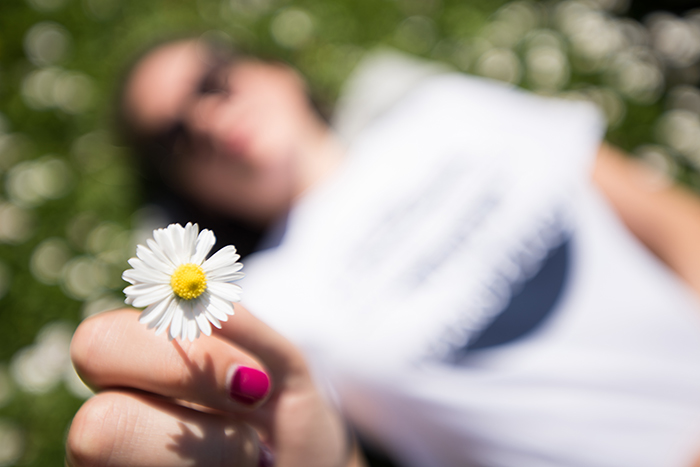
241, 62, 700, 467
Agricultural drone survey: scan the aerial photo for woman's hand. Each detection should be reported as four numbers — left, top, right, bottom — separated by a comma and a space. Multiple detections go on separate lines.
66, 304, 357, 467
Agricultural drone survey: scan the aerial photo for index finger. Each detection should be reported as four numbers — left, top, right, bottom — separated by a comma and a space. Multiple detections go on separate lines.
71, 308, 273, 413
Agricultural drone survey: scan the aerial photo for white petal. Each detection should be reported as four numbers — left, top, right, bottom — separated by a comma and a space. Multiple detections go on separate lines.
124, 256, 172, 284
166, 223, 181, 249
155, 300, 177, 336
181, 301, 195, 341
207, 282, 242, 302
169, 223, 191, 264
182, 314, 191, 341
194, 305, 212, 336
187, 318, 199, 342
154, 227, 182, 266
146, 238, 176, 270
125, 284, 172, 308
170, 303, 184, 339
208, 293, 235, 318
175, 224, 192, 264
139, 297, 171, 326
206, 260, 243, 278
127, 257, 145, 270
136, 244, 174, 272
122, 267, 170, 285
191, 229, 216, 265
171, 223, 185, 247
202, 246, 240, 273
212, 260, 242, 271
201, 293, 229, 322
207, 271, 245, 283
204, 309, 222, 329
183, 223, 198, 259
122, 272, 137, 285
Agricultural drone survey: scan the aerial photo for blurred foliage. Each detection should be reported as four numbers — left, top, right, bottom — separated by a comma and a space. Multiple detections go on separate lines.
0, 0, 699, 464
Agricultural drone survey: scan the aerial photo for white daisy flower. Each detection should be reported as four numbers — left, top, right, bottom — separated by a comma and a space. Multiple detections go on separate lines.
122, 222, 243, 341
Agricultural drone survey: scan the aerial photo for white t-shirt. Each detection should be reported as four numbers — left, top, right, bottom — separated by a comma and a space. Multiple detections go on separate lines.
241, 70, 700, 467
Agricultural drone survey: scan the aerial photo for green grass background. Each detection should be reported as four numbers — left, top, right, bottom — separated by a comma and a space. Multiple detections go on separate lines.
0, 0, 698, 464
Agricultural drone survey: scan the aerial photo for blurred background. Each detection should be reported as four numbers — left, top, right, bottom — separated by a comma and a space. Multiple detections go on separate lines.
0, 0, 699, 464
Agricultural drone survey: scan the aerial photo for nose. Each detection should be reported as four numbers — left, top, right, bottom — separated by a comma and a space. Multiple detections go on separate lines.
185, 93, 251, 159
185, 92, 226, 139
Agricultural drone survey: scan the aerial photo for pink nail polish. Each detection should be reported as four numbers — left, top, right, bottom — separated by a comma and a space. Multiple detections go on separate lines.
229, 366, 270, 405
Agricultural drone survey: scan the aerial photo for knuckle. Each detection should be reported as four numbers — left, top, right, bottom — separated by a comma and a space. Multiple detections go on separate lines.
66, 394, 122, 467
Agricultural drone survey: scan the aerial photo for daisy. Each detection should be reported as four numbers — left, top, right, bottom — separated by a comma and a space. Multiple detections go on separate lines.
122, 222, 244, 341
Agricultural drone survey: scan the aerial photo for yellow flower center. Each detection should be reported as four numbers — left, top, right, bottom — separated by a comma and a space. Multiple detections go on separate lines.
170, 263, 207, 300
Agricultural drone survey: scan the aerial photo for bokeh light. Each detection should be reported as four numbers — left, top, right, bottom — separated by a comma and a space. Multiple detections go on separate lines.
63, 363, 94, 399
23, 22, 71, 67
0, 202, 35, 245
81, 294, 124, 319
0, 420, 24, 467
656, 109, 700, 168
486, 0, 541, 48
647, 12, 700, 68
53, 71, 95, 114
60, 256, 110, 301
21, 67, 62, 110
0, 134, 30, 173
30, 238, 72, 285
271, 7, 315, 49
26, 0, 68, 13
475, 47, 522, 84
10, 322, 73, 395
556, 1, 625, 72
6, 157, 73, 207
228, 0, 275, 19
667, 85, 700, 115
22, 68, 94, 113
524, 39, 569, 91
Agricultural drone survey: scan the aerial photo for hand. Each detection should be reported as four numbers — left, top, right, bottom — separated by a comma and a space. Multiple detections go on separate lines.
66, 304, 354, 467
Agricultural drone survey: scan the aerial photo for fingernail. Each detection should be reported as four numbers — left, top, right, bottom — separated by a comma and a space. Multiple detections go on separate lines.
229, 366, 270, 405
258, 443, 275, 467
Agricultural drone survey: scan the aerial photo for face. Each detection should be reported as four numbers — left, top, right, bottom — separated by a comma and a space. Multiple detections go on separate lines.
125, 40, 321, 226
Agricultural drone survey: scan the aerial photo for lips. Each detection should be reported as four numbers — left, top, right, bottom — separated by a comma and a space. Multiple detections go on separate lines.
219, 123, 255, 160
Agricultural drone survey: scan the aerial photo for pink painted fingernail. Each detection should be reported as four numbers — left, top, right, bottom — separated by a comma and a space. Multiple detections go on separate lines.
229, 366, 270, 405
258, 443, 275, 467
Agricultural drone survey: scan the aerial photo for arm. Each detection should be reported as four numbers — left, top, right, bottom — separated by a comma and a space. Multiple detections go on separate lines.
593, 143, 700, 296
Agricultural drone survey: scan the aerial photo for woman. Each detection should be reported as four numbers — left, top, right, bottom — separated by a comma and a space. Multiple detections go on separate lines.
66, 39, 700, 466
